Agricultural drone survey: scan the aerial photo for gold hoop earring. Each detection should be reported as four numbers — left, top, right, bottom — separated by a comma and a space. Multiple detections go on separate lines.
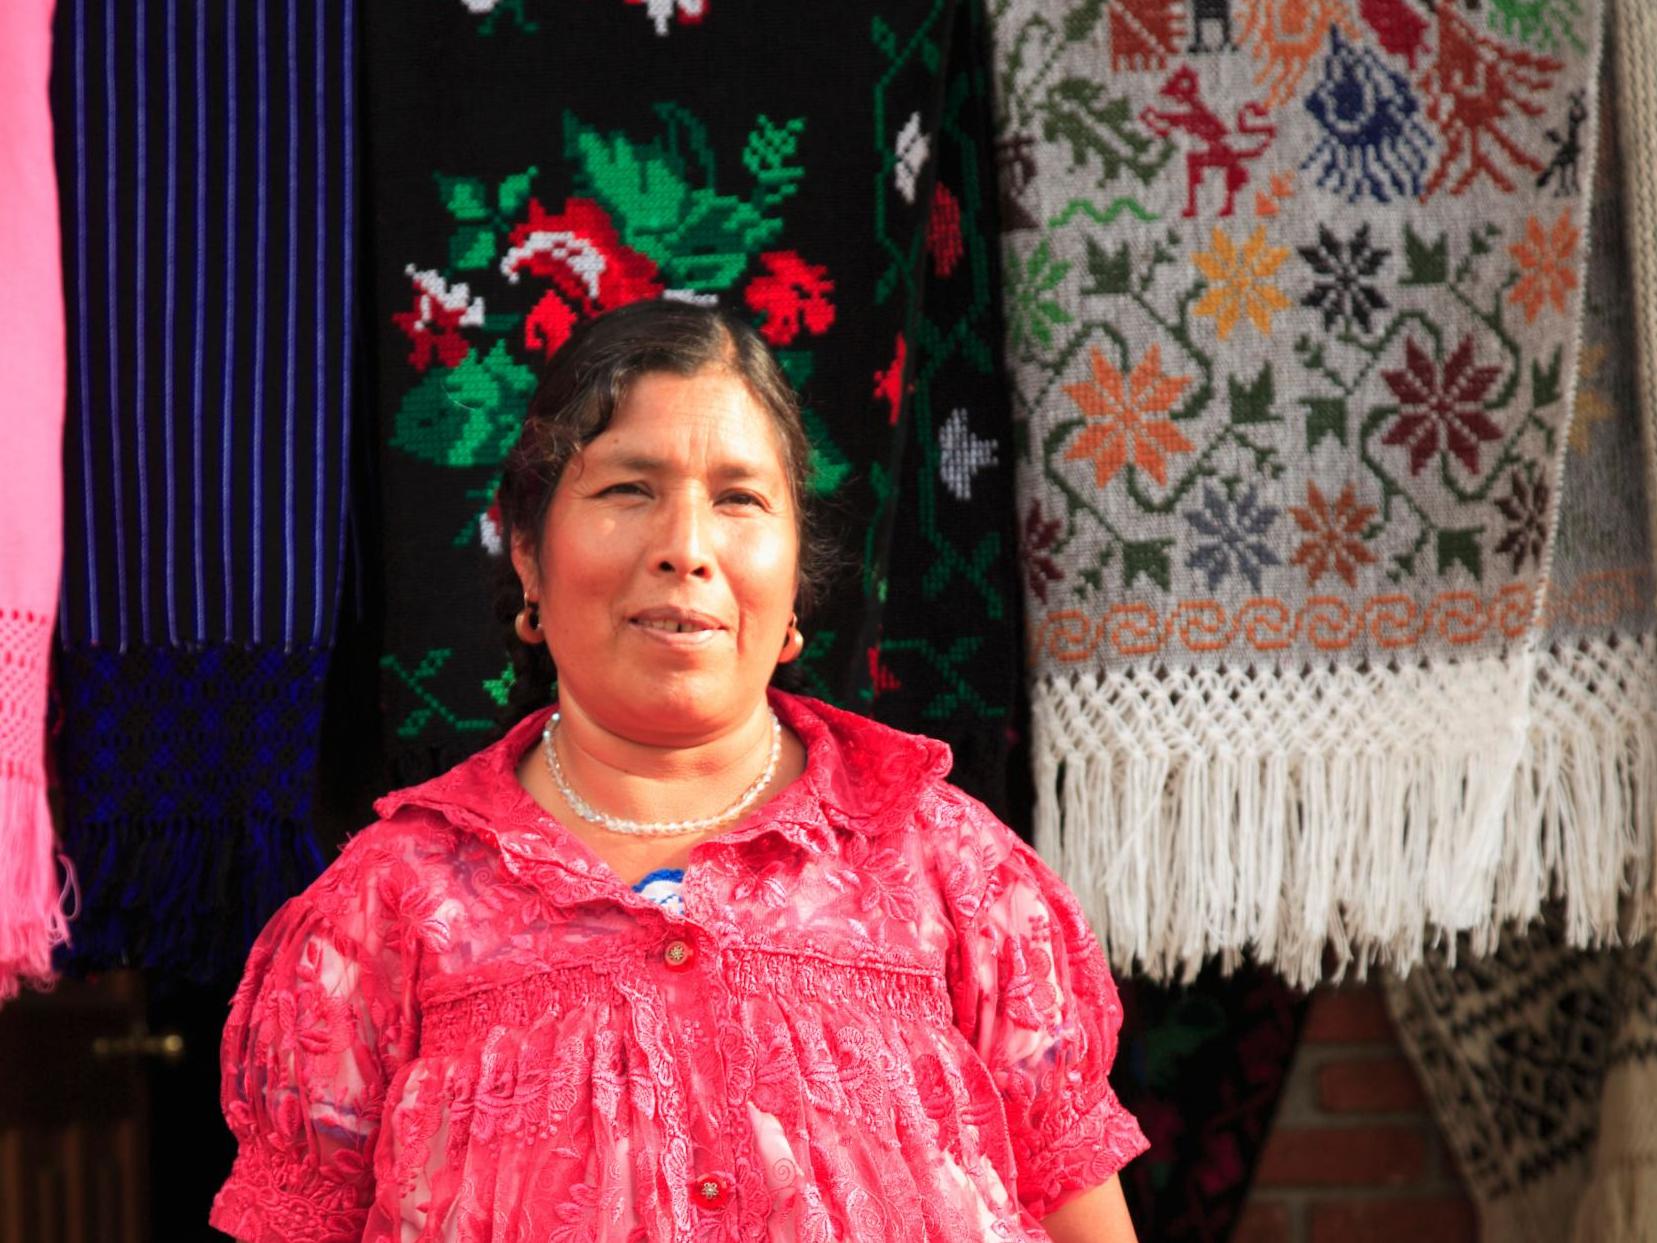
780, 613, 804, 662
515, 597, 542, 644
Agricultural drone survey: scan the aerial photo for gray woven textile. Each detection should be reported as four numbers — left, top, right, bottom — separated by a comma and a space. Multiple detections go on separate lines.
1384, 22, 1657, 1237
988, 0, 1651, 986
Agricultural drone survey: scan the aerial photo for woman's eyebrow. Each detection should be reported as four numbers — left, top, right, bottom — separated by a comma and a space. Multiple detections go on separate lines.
600, 451, 774, 483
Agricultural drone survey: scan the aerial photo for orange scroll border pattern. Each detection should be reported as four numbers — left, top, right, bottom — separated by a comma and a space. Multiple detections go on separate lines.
1032, 570, 1654, 665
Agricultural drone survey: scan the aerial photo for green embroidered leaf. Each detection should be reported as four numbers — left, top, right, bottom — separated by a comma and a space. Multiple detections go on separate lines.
482, 312, 522, 334
1082, 237, 1132, 296
1532, 345, 1564, 408
1122, 540, 1174, 591
1401, 224, 1447, 286
1037, 80, 1172, 188
1229, 362, 1277, 425
450, 224, 497, 271
742, 115, 806, 208
482, 663, 516, 709
436, 175, 491, 223
413, 649, 451, 680
564, 117, 690, 263
496, 167, 539, 217
802, 407, 851, 495
1436, 528, 1485, 580
391, 342, 535, 469
920, 37, 941, 73
870, 15, 898, 58
1008, 242, 1073, 354
774, 348, 814, 391
1304, 396, 1348, 449
868, 460, 893, 504
1062, 0, 1107, 42
661, 187, 780, 289
654, 102, 718, 191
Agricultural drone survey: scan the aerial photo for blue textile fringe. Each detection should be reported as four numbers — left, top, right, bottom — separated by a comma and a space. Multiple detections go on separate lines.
54, 645, 332, 982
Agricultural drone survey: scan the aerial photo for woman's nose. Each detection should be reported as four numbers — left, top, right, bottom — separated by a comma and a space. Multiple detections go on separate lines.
651, 492, 713, 579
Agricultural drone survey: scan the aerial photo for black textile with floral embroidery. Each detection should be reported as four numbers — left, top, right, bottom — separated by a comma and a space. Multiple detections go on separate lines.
361, 0, 1026, 818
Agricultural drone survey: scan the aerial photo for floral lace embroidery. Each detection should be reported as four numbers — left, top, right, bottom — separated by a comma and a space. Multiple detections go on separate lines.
212, 691, 1147, 1241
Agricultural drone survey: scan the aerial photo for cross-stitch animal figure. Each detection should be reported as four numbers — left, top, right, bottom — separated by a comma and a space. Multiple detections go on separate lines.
1139, 67, 1275, 217
1420, 5, 1558, 197
1537, 90, 1587, 197
1189, 0, 1233, 52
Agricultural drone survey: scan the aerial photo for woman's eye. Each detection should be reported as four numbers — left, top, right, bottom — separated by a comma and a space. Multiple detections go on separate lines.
721, 491, 763, 507
598, 482, 646, 497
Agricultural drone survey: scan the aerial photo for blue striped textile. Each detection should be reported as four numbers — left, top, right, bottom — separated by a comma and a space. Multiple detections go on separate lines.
51, 0, 357, 979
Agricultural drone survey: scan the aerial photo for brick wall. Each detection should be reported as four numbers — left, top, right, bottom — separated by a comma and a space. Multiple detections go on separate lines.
1233, 982, 1479, 1243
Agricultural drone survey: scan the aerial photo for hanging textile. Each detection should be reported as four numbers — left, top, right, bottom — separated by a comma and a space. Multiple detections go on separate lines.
1384, 36, 1657, 1236
1385, 922, 1657, 1243
0, 0, 71, 1004
1114, 966, 1304, 1240
989, 0, 1629, 984
51, 0, 358, 979
363, 0, 1025, 815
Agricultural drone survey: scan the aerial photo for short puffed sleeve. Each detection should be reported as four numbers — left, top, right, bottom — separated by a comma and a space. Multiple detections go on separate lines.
209, 860, 416, 1243
947, 824, 1150, 1220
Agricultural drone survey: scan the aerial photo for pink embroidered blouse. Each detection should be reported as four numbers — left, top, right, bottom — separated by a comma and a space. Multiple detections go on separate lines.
210, 691, 1147, 1242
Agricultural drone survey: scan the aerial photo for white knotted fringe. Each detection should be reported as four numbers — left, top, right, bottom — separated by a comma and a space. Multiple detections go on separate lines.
1032, 633, 1657, 989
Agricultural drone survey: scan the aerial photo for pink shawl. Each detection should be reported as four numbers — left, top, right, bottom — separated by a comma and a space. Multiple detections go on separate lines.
0, 0, 71, 1003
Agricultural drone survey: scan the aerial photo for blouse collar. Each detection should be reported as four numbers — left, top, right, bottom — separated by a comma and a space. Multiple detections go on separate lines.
371, 689, 954, 869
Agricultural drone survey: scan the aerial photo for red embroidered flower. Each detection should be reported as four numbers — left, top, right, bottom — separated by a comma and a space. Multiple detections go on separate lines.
1020, 500, 1065, 603
1380, 335, 1504, 475
927, 183, 963, 278
874, 334, 907, 425
867, 645, 901, 694
501, 197, 664, 358
391, 267, 484, 372
743, 250, 836, 346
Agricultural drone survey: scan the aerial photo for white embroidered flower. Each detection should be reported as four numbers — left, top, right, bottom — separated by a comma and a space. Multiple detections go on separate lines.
479, 507, 504, 556
662, 288, 719, 306
939, 408, 998, 501
404, 265, 486, 329
499, 231, 607, 297
893, 112, 929, 204
643, 0, 706, 35
459, 0, 501, 12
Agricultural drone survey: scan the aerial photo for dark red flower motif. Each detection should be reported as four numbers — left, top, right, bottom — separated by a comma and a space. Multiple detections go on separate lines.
1020, 501, 1064, 603
1380, 335, 1504, 475
874, 334, 907, 426
391, 267, 483, 372
927, 183, 963, 278
501, 197, 664, 358
743, 250, 835, 346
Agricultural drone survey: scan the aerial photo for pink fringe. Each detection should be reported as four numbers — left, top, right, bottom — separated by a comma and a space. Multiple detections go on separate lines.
0, 611, 74, 1005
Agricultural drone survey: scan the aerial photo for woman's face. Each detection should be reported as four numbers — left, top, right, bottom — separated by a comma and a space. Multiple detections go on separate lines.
514, 366, 801, 742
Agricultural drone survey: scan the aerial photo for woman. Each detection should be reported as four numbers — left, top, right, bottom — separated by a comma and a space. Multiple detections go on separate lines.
211, 301, 1147, 1242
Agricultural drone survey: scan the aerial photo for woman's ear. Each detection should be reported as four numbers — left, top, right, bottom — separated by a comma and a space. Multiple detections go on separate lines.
509, 530, 539, 598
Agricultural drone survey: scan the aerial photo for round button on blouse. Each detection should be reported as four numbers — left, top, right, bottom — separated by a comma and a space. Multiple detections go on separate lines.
663, 938, 696, 971
691, 1173, 729, 1210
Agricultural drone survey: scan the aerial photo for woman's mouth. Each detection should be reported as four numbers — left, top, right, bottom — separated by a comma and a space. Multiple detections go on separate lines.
627, 608, 723, 642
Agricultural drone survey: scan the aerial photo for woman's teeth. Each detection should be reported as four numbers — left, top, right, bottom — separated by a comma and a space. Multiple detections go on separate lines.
636, 619, 710, 633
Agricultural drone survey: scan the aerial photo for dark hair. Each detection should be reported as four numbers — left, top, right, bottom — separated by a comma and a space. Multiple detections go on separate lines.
492, 300, 838, 718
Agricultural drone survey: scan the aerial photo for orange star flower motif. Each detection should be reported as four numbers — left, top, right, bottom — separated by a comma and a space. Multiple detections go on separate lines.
1508, 211, 1579, 323
1192, 226, 1293, 341
1289, 481, 1377, 588
1062, 345, 1194, 488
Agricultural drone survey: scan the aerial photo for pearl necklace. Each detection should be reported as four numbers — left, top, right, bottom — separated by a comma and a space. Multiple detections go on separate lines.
541, 708, 782, 836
